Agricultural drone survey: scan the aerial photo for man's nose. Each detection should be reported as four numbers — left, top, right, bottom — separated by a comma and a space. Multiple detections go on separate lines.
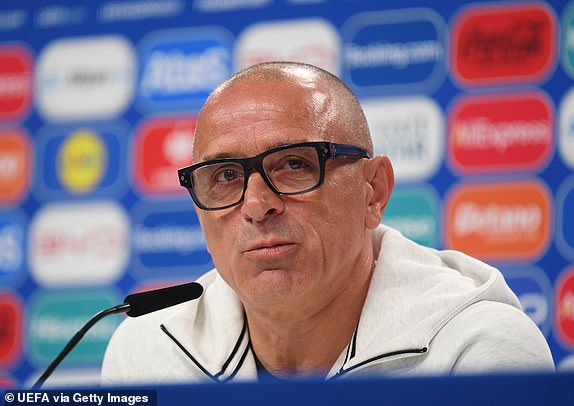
240, 172, 285, 222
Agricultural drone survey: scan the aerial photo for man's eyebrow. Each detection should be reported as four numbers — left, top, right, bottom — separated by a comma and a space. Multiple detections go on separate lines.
198, 141, 306, 162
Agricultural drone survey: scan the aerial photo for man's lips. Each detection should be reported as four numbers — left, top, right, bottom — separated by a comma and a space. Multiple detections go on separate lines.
242, 240, 297, 259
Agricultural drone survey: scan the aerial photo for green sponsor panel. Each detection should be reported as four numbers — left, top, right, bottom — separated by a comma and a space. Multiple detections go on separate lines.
383, 186, 440, 248
27, 289, 122, 366
563, 3, 574, 77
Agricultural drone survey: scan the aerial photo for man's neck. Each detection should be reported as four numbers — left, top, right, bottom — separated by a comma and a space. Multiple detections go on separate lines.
245, 256, 374, 379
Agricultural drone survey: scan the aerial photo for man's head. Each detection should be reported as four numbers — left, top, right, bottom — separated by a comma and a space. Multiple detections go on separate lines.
188, 61, 394, 316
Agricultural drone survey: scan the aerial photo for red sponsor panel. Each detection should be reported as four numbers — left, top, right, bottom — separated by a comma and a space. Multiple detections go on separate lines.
0, 375, 16, 388
556, 267, 574, 348
0, 293, 22, 367
0, 129, 30, 204
452, 3, 556, 86
132, 117, 196, 195
0, 46, 32, 120
448, 92, 553, 174
445, 180, 551, 262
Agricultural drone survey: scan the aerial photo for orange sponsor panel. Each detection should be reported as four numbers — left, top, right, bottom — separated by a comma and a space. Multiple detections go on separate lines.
445, 180, 551, 262
0, 130, 30, 205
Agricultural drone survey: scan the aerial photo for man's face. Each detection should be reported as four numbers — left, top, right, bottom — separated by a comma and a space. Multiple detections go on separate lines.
193, 79, 372, 315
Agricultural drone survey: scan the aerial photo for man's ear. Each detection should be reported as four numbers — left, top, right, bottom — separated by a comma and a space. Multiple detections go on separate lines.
363, 156, 394, 229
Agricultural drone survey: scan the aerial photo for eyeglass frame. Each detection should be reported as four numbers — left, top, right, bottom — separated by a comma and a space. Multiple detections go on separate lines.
178, 141, 371, 211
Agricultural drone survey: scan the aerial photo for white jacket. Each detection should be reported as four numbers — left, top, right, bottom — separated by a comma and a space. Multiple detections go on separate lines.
101, 225, 554, 385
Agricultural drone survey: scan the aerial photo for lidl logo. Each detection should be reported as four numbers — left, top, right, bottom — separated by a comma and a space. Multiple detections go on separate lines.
0, 130, 30, 205
383, 186, 440, 248
342, 8, 447, 94
0, 45, 32, 120
27, 290, 121, 365
37, 123, 126, 199
558, 87, 574, 170
363, 97, 443, 181
448, 92, 553, 174
445, 180, 551, 262
0, 211, 26, 284
131, 201, 212, 281
29, 201, 129, 287
555, 267, 574, 349
503, 267, 552, 336
57, 129, 106, 195
132, 116, 195, 196
0, 293, 22, 367
452, 3, 556, 86
36, 36, 135, 120
236, 19, 339, 75
138, 28, 232, 112
556, 176, 574, 260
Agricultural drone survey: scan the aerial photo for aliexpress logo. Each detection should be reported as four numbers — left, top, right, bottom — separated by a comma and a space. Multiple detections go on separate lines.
445, 180, 551, 262
0, 130, 30, 205
448, 92, 553, 174
132, 117, 195, 196
0, 293, 22, 367
451, 3, 556, 86
0, 46, 31, 120
555, 267, 574, 348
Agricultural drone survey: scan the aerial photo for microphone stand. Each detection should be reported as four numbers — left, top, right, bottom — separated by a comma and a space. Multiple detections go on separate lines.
32, 303, 131, 389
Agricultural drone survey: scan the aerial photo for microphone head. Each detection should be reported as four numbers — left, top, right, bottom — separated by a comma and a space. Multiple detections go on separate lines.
124, 281, 203, 317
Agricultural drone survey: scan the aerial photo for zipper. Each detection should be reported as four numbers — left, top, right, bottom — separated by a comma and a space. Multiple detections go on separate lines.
331, 347, 428, 379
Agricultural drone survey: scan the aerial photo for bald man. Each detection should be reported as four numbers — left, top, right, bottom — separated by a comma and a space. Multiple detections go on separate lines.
102, 62, 554, 385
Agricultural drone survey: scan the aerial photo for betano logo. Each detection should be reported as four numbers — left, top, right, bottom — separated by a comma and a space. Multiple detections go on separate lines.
235, 19, 340, 75
0, 130, 30, 205
451, 2, 556, 86
57, 129, 107, 195
445, 180, 551, 262
36, 36, 135, 120
448, 92, 553, 174
29, 201, 128, 287
555, 267, 574, 348
0, 45, 31, 120
0, 293, 22, 367
132, 116, 195, 195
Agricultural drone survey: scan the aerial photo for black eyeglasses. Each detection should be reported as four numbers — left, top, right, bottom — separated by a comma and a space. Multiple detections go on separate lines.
178, 141, 371, 211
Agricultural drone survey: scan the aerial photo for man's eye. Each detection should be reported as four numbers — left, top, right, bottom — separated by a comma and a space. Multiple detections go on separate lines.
214, 168, 240, 183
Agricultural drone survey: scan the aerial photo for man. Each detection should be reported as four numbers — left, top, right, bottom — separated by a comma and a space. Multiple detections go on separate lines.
102, 62, 554, 384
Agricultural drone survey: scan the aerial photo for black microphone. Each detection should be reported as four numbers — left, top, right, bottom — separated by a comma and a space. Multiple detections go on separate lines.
32, 281, 203, 389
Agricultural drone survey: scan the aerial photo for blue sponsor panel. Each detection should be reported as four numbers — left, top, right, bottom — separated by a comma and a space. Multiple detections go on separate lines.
35, 122, 128, 201
137, 27, 233, 112
342, 8, 447, 95
502, 267, 553, 336
0, 210, 26, 287
557, 175, 574, 259
131, 201, 213, 281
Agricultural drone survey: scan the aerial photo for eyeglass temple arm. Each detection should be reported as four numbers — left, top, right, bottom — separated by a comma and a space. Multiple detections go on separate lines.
330, 143, 371, 159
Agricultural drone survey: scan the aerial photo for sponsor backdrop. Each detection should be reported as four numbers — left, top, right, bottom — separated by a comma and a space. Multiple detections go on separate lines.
0, 0, 573, 387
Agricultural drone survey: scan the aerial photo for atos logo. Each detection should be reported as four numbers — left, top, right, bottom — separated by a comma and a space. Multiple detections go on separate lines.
131, 201, 212, 281
132, 116, 195, 196
0, 211, 26, 285
0, 293, 22, 368
0, 45, 32, 120
503, 267, 552, 336
29, 201, 129, 287
138, 28, 232, 112
383, 186, 440, 248
445, 180, 551, 262
448, 92, 553, 174
0, 129, 30, 205
363, 97, 443, 181
558, 87, 574, 170
452, 3, 556, 86
37, 123, 127, 199
556, 176, 574, 260
555, 267, 574, 349
27, 290, 121, 365
236, 19, 339, 75
342, 8, 447, 94
36, 36, 135, 120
